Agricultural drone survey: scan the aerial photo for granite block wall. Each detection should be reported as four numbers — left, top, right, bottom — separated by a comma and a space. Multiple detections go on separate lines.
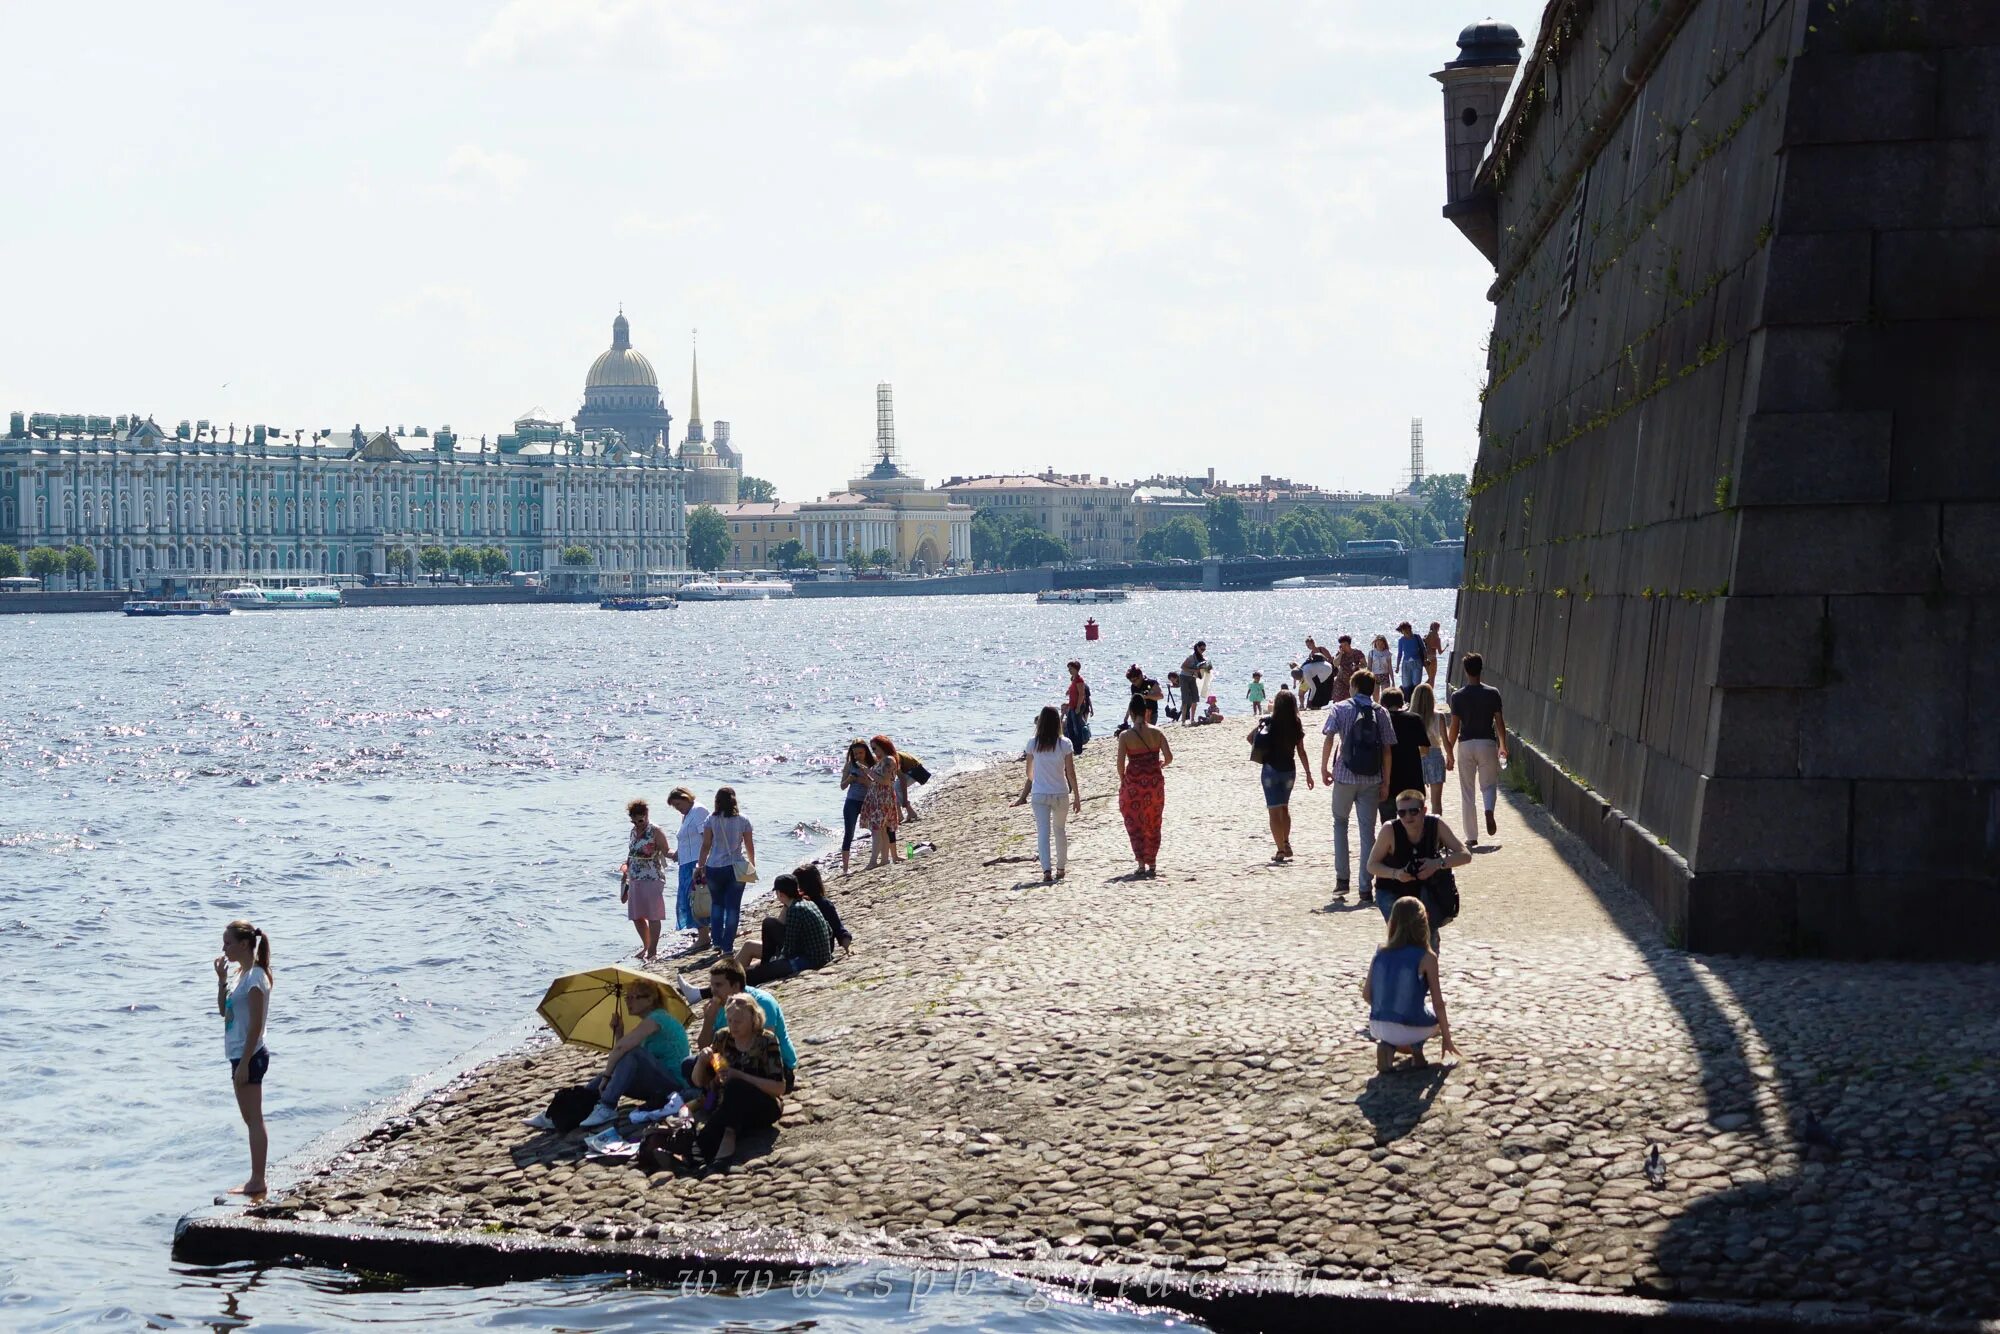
1457, 0, 2000, 957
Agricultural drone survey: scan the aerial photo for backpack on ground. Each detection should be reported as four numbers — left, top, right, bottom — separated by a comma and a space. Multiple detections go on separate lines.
638, 1118, 700, 1174
1344, 701, 1384, 777
544, 1083, 598, 1132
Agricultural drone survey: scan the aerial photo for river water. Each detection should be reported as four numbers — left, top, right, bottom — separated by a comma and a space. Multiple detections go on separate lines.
0, 587, 1455, 1331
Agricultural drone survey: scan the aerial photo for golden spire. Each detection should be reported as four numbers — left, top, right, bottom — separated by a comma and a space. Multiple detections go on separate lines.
688, 330, 701, 427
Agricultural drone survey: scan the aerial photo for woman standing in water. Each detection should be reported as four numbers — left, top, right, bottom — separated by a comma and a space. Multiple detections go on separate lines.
837, 739, 873, 878
1115, 693, 1173, 878
621, 797, 670, 962
214, 919, 273, 1198
859, 735, 904, 870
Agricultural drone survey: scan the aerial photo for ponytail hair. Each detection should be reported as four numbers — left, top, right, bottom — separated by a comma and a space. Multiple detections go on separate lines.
226, 918, 273, 981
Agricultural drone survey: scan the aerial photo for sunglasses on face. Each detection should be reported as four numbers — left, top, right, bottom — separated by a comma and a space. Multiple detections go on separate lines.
1397, 806, 1424, 815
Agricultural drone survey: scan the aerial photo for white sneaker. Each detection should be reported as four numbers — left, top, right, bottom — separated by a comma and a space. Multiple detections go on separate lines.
522, 1112, 555, 1130
578, 1103, 619, 1129
674, 976, 703, 1008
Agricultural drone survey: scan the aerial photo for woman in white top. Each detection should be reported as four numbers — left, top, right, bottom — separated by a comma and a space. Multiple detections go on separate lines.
214, 918, 273, 1198
698, 786, 757, 956
1011, 705, 1081, 884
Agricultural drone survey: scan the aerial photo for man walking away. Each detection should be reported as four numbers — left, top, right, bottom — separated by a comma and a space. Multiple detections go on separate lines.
1445, 652, 1508, 847
1063, 660, 1092, 755
1320, 669, 1394, 904
1376, 688, 1431, 830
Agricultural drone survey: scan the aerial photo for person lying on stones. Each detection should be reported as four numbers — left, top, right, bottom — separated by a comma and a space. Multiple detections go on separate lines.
677, 956, 799, 1093
578, 977, 695, 1130
734, 872, 834, 985
689, 994, 788, 1168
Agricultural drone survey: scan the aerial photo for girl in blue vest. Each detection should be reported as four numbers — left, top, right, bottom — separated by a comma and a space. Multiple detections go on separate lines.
1363, 897, 1459, 1073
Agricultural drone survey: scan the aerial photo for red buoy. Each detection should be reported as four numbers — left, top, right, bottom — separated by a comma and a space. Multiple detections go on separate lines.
1084, 617, 1100, 641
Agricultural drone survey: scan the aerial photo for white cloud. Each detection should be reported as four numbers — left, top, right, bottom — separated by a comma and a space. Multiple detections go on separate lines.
442, 144, 529, 194
465, 0, 736, 75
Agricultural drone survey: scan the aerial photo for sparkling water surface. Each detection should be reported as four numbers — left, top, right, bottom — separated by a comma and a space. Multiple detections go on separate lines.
0, 588, 1454, 1331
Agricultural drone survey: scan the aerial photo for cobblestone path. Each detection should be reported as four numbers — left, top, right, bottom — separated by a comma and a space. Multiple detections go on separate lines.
254, 722, 2000, 1322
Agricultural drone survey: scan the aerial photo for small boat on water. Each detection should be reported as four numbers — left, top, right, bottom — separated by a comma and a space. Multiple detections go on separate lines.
599, 595, 678, 611
678, 578, 794, 601
220, 584, 343, 610
123, 598, 227, 617
1036, 588, 1129, 604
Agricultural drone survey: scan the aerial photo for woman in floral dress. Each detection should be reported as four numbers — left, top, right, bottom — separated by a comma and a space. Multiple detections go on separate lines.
1115, 693, 1173, 877
859, 734, 904, 870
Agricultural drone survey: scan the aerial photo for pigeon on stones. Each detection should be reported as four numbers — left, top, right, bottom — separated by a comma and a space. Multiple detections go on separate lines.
1798, 1109, 1839, 1151
1644, 1143, 1666, 1187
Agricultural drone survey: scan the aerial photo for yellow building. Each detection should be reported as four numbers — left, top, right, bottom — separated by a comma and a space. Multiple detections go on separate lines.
795, 384, 971, 572
711, 502, 800, 571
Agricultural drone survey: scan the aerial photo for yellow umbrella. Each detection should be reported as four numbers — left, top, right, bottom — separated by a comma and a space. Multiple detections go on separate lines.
537, 965, 693, 1052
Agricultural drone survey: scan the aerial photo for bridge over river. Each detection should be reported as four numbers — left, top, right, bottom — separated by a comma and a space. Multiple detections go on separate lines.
1050, 546, 1463, 591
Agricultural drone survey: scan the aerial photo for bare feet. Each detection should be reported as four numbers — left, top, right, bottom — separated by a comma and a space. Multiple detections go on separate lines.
228, 1180, 268, 1199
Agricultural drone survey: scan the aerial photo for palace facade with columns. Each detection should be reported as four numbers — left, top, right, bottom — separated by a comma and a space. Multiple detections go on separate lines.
0, 313, 697, 586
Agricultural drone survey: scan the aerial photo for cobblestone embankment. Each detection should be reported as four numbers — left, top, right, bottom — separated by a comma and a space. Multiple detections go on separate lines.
206, 722, 2000, 1323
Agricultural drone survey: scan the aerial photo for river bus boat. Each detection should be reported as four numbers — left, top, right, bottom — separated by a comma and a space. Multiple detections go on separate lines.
123, 598, 228, 617
599, 595, 679, 611
678, 578, 795, 601
1035, 588, 1129, 605
219, 584, 344, 610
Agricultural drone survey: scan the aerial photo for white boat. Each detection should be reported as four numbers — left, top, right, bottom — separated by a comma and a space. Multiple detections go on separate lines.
123, 598, 224, 617
1036, 588, 1130, 604
678, 578, 794, 601
599, 595, 678, 611
220, 584, 344, 610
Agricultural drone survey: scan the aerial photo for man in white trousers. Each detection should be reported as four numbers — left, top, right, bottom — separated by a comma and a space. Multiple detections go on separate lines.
1444, 652, 1508, 847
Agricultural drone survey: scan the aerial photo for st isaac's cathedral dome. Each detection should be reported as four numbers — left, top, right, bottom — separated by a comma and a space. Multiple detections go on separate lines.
585, 313, 658, 389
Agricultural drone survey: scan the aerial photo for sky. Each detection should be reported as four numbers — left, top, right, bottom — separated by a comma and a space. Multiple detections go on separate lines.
0, 2, 1523, 502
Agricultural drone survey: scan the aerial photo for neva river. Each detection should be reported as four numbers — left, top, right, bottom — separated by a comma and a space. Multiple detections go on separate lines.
0, 587, 1455, 1332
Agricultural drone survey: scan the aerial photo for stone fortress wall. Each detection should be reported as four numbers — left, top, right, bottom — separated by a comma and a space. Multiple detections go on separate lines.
1454, 0, 2000, 958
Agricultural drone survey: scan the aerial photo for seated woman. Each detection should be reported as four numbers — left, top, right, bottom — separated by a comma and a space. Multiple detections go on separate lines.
735, 874, 834, 984
579, 977, 693, 1129
793, 863, 852, 955
690, 994, 788, 1166
1361, 897, 1460, 1074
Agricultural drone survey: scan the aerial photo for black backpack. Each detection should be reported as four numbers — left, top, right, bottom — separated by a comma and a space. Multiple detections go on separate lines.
544, 1083, 598, 1132
1344, 701, 1384, 777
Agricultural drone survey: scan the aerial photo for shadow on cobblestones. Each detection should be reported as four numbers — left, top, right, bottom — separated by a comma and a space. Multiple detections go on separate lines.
1514, 796, 2000, 1315
1356, 1068, 1449, 1145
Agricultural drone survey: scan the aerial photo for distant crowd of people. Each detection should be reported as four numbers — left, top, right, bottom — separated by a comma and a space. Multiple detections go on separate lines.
1033, 624, 1502, 1070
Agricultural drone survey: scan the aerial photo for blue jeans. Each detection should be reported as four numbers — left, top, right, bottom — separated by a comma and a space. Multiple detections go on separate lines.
675, 862, 700, 931
591, 1045, 685, 1111
841, 795, 865, 853
708, 863, 744, 953
1399, 658, 1423, 692
1330, 780, 1380, 891
1260, 763, 1296, 809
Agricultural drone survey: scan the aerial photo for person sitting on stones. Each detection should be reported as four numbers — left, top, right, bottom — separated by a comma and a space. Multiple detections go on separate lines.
689, 993, 788, 1168
735, 872, 834, 985
678, 956, 799, 1093
1362, 896, 1459, 1074
578, 977, 694, 1129
792, 862, 852, 956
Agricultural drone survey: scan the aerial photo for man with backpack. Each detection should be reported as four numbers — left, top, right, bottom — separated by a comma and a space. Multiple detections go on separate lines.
1320, 668, 1395, 904
1063, 660, 1092, 755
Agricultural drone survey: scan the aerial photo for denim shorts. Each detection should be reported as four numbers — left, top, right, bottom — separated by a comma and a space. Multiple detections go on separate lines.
1260, 763, 1297, 809
230, 1048, 270, 1085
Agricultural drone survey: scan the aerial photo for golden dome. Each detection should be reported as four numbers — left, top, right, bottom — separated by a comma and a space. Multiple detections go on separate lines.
585, 313, 659, 389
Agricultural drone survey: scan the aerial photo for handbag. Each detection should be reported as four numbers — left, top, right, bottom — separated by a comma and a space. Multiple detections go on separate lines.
735, 857, 759, 884
1248, 719, 1271, 765
690, 876, 713, 919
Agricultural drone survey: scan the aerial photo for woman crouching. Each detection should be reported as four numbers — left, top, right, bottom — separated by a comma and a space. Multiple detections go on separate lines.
1362, 897, 1460, 1074
691, 993, 787, 1167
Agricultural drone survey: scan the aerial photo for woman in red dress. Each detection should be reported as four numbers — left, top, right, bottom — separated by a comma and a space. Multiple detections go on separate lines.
1115, 693, 1174, 877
